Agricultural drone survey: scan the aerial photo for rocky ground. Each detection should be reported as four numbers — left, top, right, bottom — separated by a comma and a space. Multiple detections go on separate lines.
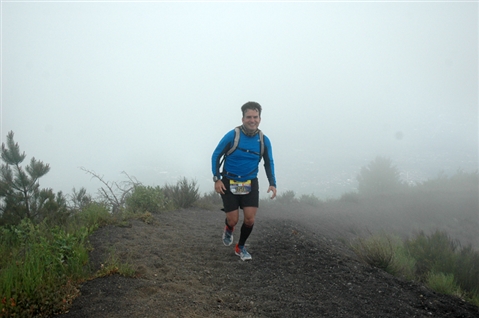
59, 203, 479, 318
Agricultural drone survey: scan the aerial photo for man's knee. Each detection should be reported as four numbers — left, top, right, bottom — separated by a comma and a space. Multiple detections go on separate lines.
243, 214, 255, 227
244, 219, 255, 227
226, 210, 239, 226
243, 207, 257, 226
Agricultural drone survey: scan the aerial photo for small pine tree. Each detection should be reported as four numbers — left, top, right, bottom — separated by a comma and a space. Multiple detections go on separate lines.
357, 156, 403, 196
0, 131, 65, 225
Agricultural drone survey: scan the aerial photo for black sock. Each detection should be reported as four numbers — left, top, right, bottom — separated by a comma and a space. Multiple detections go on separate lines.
238, 223, 254, 246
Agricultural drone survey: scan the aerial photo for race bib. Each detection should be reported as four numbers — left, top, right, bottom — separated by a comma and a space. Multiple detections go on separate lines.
230, 180, 252, 195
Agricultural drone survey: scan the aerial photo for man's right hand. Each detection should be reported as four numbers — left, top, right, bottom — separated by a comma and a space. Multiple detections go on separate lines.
215, 180, 226, 195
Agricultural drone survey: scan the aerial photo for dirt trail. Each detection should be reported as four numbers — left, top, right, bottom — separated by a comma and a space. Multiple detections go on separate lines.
60, 206, 479, 317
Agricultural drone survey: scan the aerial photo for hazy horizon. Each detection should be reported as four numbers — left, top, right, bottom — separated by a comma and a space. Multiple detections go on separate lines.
2, 1, 477, 199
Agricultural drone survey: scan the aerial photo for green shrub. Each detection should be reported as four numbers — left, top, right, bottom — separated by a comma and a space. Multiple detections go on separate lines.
417, 170, 478, 193
339, 191, 360, 203
299, 193, 323, 207
470, 294, 479, 307
276, 190, 297, 204
125, 185, 170, 213
356, 156, 404, 196
350, 233, 417, 278
426, 272, 462, 297
69, 187, 92, 212
389, 243, 417, 280
74, 202, 112, 230
394, 230, 479, 302
351, 233, 396, 273
0, 131, 70, 227
452, 245, 479, 299
0, 219, 89, 317
405, 230, 459, 279
163, 177, 199, 209
95, 252, 135, 278
195, 190, 222, 210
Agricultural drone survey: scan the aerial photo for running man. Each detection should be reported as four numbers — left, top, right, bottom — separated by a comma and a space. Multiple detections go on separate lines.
211, 101, 277, 261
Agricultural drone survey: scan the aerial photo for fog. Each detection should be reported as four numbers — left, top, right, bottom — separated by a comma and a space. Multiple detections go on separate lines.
2, 1, 477, 199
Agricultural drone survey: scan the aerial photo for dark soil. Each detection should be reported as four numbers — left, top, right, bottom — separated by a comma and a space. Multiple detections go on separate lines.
59, 204, 479, 318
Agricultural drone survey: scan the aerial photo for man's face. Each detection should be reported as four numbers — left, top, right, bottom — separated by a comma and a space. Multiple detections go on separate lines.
242, 109, 261, 132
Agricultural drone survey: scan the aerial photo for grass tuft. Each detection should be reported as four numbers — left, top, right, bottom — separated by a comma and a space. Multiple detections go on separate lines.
164, 177, 200, 209
125, 185, 171, 213
194, 190, 223, 210
426, 272, 462, 297
350, 233, 398, 274
95, 253, 136, 278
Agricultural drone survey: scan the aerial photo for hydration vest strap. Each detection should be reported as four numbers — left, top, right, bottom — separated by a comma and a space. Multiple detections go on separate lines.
226, 127, 241, 156
226, 127, 264, 158
219, 127, 264, 174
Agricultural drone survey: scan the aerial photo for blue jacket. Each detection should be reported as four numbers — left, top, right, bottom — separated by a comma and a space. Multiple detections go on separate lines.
212, 129, 276, 187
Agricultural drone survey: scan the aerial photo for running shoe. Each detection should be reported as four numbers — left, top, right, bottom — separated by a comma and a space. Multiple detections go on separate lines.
222, 226, 233, 246
235, 244, 252, 261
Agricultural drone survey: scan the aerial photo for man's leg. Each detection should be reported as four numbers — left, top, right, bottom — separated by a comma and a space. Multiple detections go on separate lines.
225, 209, 239, 229
235, 207, 256, 260
238, 207, 256, 246
223, 210, 239, 246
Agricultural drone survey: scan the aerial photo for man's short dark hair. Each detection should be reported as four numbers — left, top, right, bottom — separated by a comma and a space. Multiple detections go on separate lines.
241, 101, 262, 117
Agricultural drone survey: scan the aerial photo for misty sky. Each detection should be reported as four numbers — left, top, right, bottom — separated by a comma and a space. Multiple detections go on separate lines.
1, 1, 478, 198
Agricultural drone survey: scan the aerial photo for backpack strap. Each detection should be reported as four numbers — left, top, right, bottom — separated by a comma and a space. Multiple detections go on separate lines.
226, 127, 241, 156
220, 127, 264, 172
258, 130, 264, 158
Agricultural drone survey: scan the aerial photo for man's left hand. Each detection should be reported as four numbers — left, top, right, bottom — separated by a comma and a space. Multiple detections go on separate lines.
267, 186, 277, 199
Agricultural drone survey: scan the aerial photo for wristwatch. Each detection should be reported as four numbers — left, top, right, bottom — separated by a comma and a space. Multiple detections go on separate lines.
213, 176, 220, 182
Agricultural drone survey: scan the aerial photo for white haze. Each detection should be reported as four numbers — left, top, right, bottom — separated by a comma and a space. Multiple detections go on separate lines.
1, 1, 477, 199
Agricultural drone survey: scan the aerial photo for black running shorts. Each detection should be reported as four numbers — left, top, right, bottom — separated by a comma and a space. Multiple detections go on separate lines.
220, 177, 259, 213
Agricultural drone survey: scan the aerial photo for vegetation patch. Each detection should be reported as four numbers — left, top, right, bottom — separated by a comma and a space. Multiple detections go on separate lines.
163, 177, 200, 209
351, 230, 479, 305
95, 252, 136, 278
